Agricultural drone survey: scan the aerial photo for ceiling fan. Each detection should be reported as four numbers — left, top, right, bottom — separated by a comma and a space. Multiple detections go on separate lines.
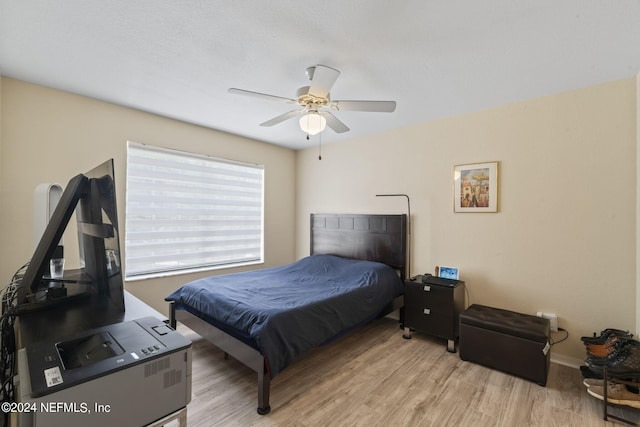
228, 64, 396, 136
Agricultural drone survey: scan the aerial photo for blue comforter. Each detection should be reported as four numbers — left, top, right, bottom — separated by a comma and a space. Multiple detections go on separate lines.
166, 254, 404, 377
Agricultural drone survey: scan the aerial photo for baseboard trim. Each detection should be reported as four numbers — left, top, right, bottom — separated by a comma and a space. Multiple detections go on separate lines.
551, 352, 582, 369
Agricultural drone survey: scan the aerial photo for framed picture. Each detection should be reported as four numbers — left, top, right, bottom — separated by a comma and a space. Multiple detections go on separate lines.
454, 161, 498, 212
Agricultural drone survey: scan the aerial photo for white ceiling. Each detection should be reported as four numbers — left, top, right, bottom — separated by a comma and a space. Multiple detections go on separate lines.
1, 1, 639, 150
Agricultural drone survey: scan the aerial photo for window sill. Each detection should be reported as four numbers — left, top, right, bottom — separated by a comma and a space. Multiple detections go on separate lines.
124, 259, 264, 282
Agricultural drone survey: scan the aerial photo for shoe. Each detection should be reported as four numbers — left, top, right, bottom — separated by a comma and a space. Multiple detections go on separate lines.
587, 383, 640, 409
587, 345, 617, 358
586, 340, 639, 366
586, 336, 629, 357
587, 344, 640, 379
582, 329, 633, 345
581, 365, 602, 379
583, 378, 605, 388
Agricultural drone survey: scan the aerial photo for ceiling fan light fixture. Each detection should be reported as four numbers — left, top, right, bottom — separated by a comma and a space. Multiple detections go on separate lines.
299, 111, 326, 135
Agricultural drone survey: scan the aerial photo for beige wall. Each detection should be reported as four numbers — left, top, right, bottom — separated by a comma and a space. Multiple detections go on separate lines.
0, 77, 3, 182
0, 78, 296, 315
1, 76, 637, 363
296, 77, 637, 362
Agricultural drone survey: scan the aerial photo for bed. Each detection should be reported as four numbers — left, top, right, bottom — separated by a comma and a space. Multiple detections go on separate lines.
166, 213, 407, 414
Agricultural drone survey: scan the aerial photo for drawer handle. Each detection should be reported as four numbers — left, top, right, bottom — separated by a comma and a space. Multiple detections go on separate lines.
423, 285, 431, 292
423, 308, 431, 315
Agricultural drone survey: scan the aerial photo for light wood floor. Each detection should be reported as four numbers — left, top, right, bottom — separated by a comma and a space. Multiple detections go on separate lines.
168, 317, 640, 426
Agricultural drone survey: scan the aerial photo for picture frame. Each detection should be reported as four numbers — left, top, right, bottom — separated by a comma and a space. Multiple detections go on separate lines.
454, 161, 498, 213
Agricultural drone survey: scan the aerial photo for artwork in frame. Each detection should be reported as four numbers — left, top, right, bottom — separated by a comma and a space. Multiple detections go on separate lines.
454, 161, 498, 213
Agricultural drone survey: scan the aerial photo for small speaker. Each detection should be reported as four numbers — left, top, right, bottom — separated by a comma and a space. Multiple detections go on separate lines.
33, 183, 63, 249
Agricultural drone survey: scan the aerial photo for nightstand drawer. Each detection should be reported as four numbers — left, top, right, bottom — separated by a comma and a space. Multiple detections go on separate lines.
405, 282, 453, 308
405, 303, 453, 336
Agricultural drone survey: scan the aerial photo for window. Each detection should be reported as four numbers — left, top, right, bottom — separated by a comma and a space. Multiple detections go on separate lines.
125, 141, 264, 280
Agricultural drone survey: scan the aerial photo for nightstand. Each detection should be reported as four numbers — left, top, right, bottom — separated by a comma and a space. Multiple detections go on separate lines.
403, 275, 465, 352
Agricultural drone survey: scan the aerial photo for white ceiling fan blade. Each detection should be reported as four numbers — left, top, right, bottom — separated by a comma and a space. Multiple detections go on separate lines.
330, 100, 397, 112
308, 65, 340, 99
319, 111, 350, 133
260, 110, 303, 127
228, 88, 297, 104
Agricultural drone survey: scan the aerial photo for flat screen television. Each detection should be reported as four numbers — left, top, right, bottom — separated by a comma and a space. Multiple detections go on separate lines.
17, 159, 124, 313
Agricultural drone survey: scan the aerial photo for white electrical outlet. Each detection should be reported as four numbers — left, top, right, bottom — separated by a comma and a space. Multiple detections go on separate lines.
536, 312, 558, 332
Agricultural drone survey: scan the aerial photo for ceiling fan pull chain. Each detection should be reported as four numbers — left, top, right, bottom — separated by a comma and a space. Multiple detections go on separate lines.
318, 132, 322, 160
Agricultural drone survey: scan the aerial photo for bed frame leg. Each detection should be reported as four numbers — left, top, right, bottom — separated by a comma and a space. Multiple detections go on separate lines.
257, 362, 271, 415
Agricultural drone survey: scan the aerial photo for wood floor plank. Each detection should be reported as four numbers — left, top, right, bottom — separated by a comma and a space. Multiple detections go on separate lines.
168, 316, 640, 426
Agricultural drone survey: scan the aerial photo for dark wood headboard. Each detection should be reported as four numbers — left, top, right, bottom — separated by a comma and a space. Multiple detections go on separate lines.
310, 214, 407, 280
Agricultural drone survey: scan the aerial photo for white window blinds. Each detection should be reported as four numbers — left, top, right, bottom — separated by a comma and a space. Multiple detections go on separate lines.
125, 142, 264, 279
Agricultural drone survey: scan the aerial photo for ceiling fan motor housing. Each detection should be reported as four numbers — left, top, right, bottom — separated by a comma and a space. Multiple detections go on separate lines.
296, 86, 328, 108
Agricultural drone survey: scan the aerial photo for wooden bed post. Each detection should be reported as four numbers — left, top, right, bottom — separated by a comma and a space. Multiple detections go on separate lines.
257, 359, 271, 415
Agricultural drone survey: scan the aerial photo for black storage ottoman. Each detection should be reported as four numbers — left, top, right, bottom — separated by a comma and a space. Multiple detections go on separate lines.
459, 304, 551, 386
